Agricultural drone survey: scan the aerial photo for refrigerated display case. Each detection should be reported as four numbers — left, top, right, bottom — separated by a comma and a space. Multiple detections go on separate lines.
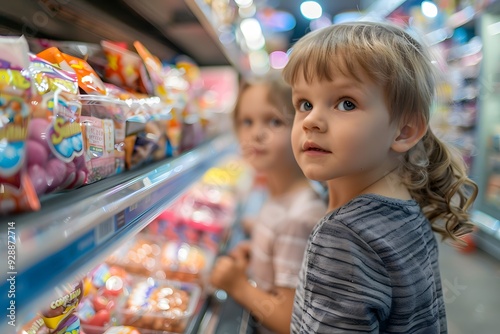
0, 135, 237, 332
470, 1, 500, 260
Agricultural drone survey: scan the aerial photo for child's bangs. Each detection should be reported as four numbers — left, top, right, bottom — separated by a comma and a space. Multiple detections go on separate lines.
283, 27, 383, 86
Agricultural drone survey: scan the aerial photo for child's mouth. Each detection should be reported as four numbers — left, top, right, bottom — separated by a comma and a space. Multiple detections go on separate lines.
303, 142, 331, 153
306, 147, 329, 152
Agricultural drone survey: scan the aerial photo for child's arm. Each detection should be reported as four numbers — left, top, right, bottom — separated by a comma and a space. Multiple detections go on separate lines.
210, 254, 294, 334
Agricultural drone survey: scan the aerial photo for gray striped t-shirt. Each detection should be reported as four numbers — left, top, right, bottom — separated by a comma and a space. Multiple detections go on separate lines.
291, 194, 447, 333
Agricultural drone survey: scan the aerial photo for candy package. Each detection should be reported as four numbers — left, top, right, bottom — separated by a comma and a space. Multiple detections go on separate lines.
133, 41, 165, 98
17, 317, 49, 334
27, 54, 88, 195
40, 280, 83, 333
37, 47, 107, 95
0, 36, 39, 214
101, 41, 143, 93
79, 95, 127, 182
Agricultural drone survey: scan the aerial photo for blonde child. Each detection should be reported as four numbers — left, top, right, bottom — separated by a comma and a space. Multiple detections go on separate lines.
210, 76, 327, 333
283, 22, 478, 333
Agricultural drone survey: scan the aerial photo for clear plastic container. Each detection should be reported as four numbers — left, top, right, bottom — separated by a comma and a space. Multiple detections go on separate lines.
120, 276, 201, 333
106, 233, 215, 285
157, 240, 215, 284
79, 95, 127, 183
106, 236, 161, 277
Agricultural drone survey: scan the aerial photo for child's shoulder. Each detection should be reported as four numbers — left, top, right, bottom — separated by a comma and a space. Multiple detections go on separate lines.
319, 193, 425, 241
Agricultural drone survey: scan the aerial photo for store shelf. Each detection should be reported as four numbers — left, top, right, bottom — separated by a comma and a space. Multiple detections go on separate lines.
185, 0, 250, 76
0, 134, 236, 330
471, 210, 500, 234
470, 210, 500, 259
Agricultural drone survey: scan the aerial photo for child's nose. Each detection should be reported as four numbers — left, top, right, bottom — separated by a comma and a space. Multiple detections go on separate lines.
252, 126, 270, 142
302, 108, 326, 132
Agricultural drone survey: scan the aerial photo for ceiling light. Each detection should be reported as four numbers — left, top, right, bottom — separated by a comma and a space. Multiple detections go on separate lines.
421, 1, 438, 18
235, 0, 253, 8
246, 35, 266, 50
300, 1, 322, 20
240, 18, 262, 41
239, 4, 256, 18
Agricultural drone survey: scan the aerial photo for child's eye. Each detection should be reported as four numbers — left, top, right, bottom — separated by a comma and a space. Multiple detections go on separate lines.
298, 100, 313, 112
337, 100, 356, 111
240, 118, 252, 127
269, 118, 284, 127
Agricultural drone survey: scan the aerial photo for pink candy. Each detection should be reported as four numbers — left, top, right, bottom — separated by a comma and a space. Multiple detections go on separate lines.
26, 140, 49, 167
26, 117, 88, 195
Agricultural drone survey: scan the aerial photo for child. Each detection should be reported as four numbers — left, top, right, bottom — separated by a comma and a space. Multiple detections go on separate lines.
210, 76, 327, 333
282, 22, 478, 333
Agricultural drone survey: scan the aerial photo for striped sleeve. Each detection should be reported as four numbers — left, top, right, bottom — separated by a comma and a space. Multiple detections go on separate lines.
297, 218, 392, 334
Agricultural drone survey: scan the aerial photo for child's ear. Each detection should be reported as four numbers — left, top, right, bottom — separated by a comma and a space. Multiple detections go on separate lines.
391, 119, 427, 153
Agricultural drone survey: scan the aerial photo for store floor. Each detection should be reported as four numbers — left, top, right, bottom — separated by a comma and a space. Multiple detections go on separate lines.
439, 241, 500, 334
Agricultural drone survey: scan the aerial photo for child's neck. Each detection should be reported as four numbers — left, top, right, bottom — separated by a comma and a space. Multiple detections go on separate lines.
327, 169, 412, 212
264, 168, 310, 198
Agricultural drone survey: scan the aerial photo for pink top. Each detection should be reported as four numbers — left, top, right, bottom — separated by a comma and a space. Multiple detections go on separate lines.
248, 187, 327, 291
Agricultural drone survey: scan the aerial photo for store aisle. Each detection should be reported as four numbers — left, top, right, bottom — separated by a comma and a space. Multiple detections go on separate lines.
439, 241, 500, 334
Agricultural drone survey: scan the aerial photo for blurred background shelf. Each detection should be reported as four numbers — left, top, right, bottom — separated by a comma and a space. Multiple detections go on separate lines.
0, 134, 236, 331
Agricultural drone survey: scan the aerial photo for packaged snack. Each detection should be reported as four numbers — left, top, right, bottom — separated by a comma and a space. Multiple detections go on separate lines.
79, 95, 127, 182
122, 98, 174, 169
41, 281, 83, 333
18, 317, 49, 334
106, 237, 161, 277
120, 277, 200, 333
27, 54, 87, 194
133, 41, 165, 99
37, 47, 107, 95
0, 36, 40, 214
51, 314, 81, 334
125, 120, 162, 170
101, 41, 143, 93
166, 116, 182, 157
159, 241, 215, 283
79, 265, 131, 334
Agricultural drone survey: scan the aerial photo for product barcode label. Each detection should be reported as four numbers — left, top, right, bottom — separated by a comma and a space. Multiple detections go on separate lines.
95, 217, 115, 244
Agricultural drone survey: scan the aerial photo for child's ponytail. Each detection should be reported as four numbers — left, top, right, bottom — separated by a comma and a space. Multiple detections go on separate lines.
402, 130, 478, 241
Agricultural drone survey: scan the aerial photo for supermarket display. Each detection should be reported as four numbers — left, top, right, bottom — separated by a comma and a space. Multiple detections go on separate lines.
0, 14, 241, 334
8, 155, 248, 333
0, 32, 220, 216
4, 0, 500, 333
